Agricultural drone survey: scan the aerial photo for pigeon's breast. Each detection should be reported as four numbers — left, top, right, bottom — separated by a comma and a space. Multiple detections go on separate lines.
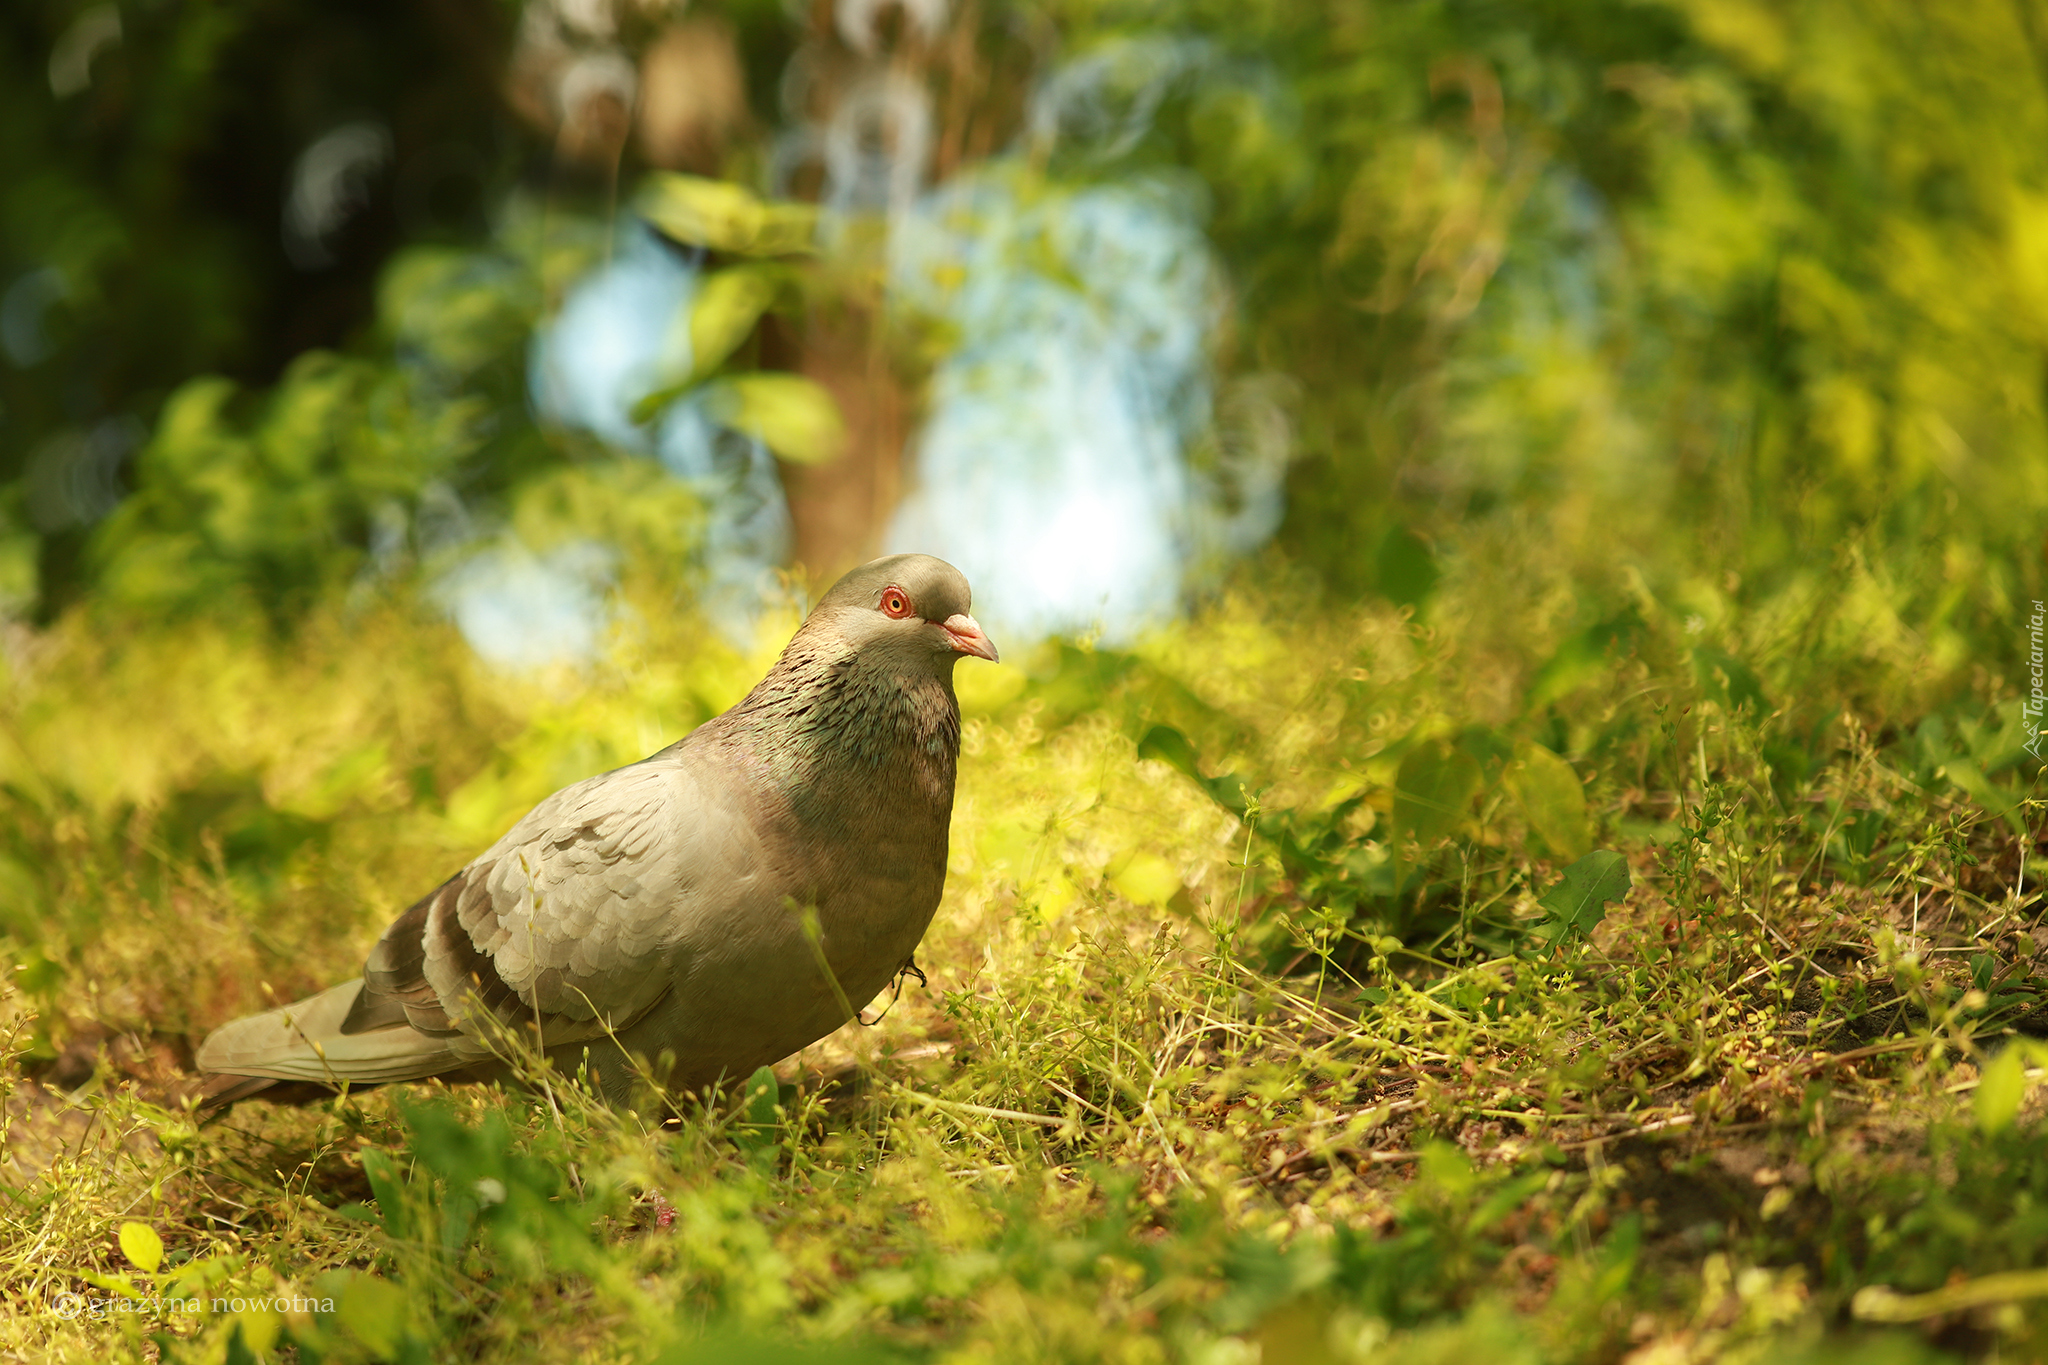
603, 740, 938, 1074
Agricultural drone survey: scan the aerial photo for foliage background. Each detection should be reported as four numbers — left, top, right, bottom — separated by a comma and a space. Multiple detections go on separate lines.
2, 0, 2046, 1362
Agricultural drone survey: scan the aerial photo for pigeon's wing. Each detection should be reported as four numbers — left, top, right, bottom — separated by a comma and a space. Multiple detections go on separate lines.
341, 755, 752, 1050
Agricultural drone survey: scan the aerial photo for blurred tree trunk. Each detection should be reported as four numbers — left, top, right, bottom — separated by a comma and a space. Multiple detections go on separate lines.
765, 305, 910, 581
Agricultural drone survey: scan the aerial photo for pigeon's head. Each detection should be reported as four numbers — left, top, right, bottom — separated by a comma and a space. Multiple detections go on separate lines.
810, 553, 999, 671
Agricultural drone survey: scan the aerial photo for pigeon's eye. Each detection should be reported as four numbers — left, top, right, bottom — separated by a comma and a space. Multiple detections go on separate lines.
879, 587, 915, 619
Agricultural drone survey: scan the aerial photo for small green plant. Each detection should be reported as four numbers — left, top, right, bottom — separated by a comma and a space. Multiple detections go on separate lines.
1533, 850, 1631, 946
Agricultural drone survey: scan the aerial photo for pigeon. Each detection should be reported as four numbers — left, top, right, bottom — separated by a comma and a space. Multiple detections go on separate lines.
196, 553, 998, 1107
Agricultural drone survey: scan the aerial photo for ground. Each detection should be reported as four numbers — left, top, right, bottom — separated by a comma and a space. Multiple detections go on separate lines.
0, 549, 2043, 1364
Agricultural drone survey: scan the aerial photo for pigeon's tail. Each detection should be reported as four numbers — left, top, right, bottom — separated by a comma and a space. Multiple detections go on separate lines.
196, 979, 464, 1109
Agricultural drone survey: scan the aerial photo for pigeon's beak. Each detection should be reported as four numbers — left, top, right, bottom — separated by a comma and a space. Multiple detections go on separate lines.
941, 613, 1000, 663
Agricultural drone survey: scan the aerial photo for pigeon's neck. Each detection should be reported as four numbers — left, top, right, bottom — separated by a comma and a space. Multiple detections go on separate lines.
724, 648, 961, 825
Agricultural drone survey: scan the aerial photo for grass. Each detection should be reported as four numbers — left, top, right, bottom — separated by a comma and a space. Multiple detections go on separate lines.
0, 532, 2044, 1364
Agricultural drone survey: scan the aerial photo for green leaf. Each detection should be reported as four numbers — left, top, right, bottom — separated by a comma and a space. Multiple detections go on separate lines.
118, 1221, 163, 1274
360, 1147, 411, 1240
1946, 759, 2027, 838
1456, 724, 1514, 780
1525, 612, 1641, 710
80, 1270, 145, 1298
1392, 741, 1482, 850
745, 1065, 780, 1129
1977, 1045, 2027, 1136
736, 1065, 782, 1155
1472, 1169, 1551, 1233
637, 174, 817, 256
335, 1271, 410, 1358
1691, 646, 1767, 712
1110, 851, 1183, 907
1417, 1141, 1476, 1198
234, 1304, 283, 1357
14, 945, 63, 996
630, 381, 690, 427
1374, 526, 1439, 607
0, 527, 36, 615
1536, 850, 1631, 943
629, 267, 783, 425
686, 267, 777, 380
1136, 724, 1247, 814
1589, 1213, 1643, 1302
710, 374, 848, 466
1506, 742, 1591, 860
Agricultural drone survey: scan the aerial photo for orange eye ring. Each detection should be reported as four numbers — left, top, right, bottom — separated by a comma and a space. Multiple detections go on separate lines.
879, 586, 915, 619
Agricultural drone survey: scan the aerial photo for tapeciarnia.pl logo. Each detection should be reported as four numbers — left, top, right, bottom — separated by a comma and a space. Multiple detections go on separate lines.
2026, 599, 2045, 761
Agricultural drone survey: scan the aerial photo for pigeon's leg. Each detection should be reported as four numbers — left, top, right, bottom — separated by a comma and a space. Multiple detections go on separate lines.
856, 956, 927, 1027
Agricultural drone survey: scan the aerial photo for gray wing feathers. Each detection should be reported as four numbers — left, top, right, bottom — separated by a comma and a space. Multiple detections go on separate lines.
435, 761, 703, 1034
195, 980, 469, 1084
200, 754, 754, 1088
